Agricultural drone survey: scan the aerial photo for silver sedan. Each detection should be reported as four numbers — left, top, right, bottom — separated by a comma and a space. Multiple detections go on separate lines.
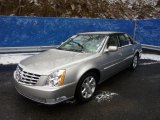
13, 32, 142, 104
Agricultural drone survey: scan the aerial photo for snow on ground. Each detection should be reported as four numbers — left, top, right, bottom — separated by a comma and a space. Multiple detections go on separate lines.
63, 91, 119, 104
141, 54, 160, 61
140, 53, 160, 65
0, 53, 38, 65
0, 53, 160, 65
95, 91, 118, 103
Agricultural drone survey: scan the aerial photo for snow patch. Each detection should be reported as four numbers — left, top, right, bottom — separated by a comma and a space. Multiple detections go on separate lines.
95, 91, 118, 103
64, 99, 76, 104
141, 54, 160, 61
0, 53, 38, 65
140, 61, 160, 65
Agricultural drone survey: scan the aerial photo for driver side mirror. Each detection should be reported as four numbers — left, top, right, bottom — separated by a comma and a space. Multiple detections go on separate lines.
104, 46, 118, 53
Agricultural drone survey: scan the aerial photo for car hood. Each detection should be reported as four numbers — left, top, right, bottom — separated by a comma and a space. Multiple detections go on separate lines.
19, 49, 94, 75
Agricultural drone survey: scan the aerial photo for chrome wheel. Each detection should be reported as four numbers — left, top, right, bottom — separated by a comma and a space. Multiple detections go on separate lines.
133, 55, 138, 69
81, 76, 96, 99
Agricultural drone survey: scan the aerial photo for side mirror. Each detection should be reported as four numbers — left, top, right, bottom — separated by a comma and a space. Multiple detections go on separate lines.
104, 46, 118, 53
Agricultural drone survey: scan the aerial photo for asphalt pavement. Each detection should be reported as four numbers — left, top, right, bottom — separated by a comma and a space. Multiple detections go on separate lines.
0, 56, 160, 120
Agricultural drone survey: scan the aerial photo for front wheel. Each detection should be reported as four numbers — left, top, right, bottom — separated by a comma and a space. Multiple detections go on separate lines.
129, 54, 139, 70
75, 72, 97, 102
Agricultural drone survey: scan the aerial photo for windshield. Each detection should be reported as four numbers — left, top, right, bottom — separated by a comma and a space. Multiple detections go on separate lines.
58, 34, 107, 53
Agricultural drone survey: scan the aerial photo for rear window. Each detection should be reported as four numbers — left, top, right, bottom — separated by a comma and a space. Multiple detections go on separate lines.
118, 34, 130, 47
125, 34, 137, 44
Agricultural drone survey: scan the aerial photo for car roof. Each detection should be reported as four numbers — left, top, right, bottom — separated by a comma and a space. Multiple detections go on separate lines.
79, 31, 124, 35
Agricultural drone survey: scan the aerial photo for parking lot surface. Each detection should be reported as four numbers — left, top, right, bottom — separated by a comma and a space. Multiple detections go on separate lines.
0, 53, 160, 120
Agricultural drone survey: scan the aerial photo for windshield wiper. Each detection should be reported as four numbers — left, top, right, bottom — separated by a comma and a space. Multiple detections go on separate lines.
69, 41, 84, 49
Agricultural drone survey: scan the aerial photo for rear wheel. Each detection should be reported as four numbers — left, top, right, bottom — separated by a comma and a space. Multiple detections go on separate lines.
75, 72, 97, 102
129, 54, 139, 70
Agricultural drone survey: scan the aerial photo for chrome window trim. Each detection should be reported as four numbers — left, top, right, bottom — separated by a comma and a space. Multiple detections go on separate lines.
97, 36, 109, 53
99, 36, 110, 53
118, 44, 133, 49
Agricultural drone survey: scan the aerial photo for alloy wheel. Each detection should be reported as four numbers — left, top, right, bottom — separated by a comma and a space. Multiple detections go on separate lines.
133, 55, 138, 69
81, 76, 96, 99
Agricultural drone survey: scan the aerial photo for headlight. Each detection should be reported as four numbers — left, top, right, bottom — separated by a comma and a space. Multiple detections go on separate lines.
46, 70, 66, 87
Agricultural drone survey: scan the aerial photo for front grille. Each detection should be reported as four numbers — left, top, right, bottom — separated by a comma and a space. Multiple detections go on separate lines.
17, 66, 41, 85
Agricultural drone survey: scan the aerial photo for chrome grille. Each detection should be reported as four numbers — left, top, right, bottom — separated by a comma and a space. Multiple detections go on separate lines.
17, 66, 41, 85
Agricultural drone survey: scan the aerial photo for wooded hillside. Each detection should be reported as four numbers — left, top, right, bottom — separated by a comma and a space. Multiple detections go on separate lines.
0, 0, 160, 19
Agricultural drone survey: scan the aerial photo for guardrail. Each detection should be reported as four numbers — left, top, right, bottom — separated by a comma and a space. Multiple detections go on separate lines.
0, 46, 57, 54
141, 44, 160, 51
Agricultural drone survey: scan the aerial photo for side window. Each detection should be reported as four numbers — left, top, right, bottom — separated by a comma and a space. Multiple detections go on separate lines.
124, 34, 133, 44
118, 34, 130, 47
107, 35, 119, 48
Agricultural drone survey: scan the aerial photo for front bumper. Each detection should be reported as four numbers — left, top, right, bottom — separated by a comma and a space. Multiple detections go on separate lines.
14, 77, 76, 105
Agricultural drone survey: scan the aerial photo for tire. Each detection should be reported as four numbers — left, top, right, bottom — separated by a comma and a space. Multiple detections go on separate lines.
129, 54, 139, 70
75, 72, 98, 102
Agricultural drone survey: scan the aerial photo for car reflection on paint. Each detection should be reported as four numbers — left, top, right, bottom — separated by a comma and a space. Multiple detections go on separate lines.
13, 32, 142, 104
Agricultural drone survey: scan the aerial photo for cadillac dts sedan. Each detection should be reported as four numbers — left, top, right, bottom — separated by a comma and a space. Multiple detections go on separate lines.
13, 32, 142, 104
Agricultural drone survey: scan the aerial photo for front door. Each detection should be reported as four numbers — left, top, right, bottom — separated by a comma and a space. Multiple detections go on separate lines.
100, 34, 123, 81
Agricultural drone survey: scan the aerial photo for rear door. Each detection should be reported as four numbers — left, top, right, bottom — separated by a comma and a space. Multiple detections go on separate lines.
117, 33, 134, 67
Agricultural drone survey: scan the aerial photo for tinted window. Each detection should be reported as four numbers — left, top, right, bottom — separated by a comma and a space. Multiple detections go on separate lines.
107, 35, 119, 48
118, 34, 130, 47
124, 34, 134, 44
125, 34, 137, 44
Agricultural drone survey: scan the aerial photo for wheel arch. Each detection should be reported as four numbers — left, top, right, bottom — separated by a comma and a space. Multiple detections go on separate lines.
134, 50, 140, 58
77, 68, 101, 84
74, 68, 101, 97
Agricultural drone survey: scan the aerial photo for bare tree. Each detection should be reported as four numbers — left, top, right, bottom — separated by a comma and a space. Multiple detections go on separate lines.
0, 0, 159, 19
